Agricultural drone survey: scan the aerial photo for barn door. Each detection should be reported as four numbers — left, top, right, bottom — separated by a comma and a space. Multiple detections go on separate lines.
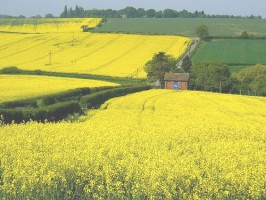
174, 81, 179, 90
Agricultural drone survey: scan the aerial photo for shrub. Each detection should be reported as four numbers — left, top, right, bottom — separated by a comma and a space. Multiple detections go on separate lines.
0, 66, 22, 74
80, 85, 151, 109
0, 101, 82, 124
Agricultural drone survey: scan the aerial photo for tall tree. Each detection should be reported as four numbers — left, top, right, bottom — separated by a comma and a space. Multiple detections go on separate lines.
60, 5, 68, 18
144, 52, 176, 88
181, 55, 192, 72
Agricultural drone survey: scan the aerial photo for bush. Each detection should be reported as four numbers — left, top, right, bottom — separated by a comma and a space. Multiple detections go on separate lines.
0, 66, 22, 74
0, 109, 24, 124
80, 85, 151, 109
43, 101, 82, 122
0, 86, 118, 123
0, 99, 37, 109
239, 31, 249, 39
0, 101, 82, 124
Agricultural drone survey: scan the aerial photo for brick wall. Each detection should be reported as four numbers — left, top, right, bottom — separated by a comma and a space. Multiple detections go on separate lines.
164, 81, 188, 90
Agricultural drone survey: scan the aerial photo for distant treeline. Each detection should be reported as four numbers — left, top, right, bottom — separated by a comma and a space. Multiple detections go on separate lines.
59, 5, 263, 19
0, 14, 26, 18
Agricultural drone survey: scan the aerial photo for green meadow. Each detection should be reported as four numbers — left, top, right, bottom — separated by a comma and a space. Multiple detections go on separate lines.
94, 18, 266, 37
192, 39, 266, 65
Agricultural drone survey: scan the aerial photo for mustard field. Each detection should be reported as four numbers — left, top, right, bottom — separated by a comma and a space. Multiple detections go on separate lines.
0, 90, 265, 199
0, 32, 191, 77
0, 75, 118, 103
0, 18, 101, 33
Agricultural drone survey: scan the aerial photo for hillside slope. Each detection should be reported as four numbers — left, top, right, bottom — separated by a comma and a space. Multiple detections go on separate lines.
0, 75, 118, 103
0, 32, 190, 77
0, 90, 265, 199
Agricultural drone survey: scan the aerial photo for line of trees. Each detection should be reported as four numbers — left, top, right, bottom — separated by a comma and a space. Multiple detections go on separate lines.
59, 5, 263, 19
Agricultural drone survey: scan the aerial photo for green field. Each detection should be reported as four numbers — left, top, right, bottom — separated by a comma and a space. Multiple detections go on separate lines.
94, 18, 266, 37
192, 39, 266, 65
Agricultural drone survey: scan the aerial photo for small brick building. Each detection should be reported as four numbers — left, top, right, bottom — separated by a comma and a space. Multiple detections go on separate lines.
164, 72, 189, 90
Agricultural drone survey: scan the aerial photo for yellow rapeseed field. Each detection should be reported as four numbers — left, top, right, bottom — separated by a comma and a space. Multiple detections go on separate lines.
0, 32, 191, 77
0, 18, 101, 33
0, 90, 265, 199
0, 75, 118, 103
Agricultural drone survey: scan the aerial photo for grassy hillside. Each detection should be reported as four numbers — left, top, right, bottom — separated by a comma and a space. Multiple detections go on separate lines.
0, 75, 118, 103
192, 39, 266, 65
0, 90, 265, 199
0, 18, 101, 33
0, 32, 190, 78
93, 18, 266, 37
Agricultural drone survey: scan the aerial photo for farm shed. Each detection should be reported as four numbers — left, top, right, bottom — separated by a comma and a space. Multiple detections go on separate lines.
164, 72, 189, 90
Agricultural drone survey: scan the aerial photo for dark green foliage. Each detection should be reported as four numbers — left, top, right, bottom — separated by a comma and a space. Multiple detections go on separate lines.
121, 7, 138, 18
58, 5, 262, 19
0, 86, 120, 123
0, 109, 24, 124
190, 62, 232, 92
239, 31, 249, 39
0, 99, 37, 109
45, 13, 54, 18
0, 101, 82, 124
80, 85, 151, 109
144, 52, 176, 88
81, 25, 89, 32
163, 9, 177, 18
0, 67, 143, 85
0, 66, 22, 74
232, 65, 266, 96
181, 55, 192, 72
195, 25, 209, 39
0, 88, 92, 109
44, 101, 82, 122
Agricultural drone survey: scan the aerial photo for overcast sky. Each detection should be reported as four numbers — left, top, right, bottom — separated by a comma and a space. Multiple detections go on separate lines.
0, 0, 265, 18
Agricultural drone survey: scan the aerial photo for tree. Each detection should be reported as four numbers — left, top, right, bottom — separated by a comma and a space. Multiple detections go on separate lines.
122, 7, 138, 18
163, 9, 177, 18
232, 65, 266, 96
181, 55, 192, 72
146, 9, 156, 18
144, 52, 176, 88
45, 13, 54, 18
239, 31, 249, 39
190, 62, 231, 92
195, 25, 209, 39
155, 11, 163, 18
137, 8, 146, 17
60, 5, 68, 18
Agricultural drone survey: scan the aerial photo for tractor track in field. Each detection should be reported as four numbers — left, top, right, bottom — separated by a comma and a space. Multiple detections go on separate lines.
88, 36, 147, 72
0, 35, 41, 51
15, 34, 97, 66
164, 39, 178, 53
70, 34, 122, 64
0, 36, 60, 60
137, 91, 173, 129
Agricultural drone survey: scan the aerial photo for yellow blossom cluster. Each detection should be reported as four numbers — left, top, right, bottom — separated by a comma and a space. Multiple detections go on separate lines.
0, 75, 118, 103
0, 90, 265, 199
